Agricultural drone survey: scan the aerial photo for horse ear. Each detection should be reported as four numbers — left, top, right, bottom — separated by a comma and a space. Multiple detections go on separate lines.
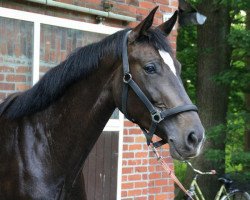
128, 6, 158, 42
157, 11, 178, 36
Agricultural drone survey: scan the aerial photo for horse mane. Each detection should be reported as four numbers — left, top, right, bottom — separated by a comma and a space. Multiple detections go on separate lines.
0, 28, 172, 119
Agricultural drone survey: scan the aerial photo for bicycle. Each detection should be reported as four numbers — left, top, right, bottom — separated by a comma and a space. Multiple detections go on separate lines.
184, 161, 250, 200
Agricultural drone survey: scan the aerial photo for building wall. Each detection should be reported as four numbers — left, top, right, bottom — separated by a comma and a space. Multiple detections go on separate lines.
0, 0, 178, 199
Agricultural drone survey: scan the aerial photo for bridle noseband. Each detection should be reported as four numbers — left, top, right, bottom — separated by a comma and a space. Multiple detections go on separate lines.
121, 30, 198, 148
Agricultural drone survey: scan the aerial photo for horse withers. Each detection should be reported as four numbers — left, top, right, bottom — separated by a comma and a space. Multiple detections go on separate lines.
0, 7, 204, 200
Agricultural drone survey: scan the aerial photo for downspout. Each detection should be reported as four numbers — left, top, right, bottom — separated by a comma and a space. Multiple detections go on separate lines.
26, 0, 136, 22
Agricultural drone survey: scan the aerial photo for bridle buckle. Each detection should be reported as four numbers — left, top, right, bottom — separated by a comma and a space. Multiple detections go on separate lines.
152, 111, 163, 123
123, 73, 132, 83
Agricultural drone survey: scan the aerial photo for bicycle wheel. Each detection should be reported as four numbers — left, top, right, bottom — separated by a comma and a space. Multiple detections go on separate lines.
220, 191, 250, 200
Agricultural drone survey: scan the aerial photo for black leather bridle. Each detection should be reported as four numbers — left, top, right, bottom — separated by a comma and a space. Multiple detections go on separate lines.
121, 30, 198, 148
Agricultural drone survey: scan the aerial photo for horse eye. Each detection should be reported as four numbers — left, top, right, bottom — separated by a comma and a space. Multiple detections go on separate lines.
144, 64, 156, 74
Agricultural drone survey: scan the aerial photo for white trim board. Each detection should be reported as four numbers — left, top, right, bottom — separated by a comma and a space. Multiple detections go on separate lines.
0, 7, 121, 34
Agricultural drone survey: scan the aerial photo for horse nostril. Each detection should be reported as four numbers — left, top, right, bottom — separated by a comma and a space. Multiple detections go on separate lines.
187, 131, 199, 148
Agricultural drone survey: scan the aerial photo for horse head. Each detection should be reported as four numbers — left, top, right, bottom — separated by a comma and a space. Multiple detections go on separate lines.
113, 7, 205, 160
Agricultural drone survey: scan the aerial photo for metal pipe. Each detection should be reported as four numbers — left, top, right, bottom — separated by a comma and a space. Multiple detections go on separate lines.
26, 0, 136, 22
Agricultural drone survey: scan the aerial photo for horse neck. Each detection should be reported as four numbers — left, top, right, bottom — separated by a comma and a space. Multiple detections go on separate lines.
41, 59, 118, 183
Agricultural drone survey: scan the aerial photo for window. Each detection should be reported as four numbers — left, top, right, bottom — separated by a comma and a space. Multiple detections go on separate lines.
0, 7, 121, 122
0, 17, 33, 93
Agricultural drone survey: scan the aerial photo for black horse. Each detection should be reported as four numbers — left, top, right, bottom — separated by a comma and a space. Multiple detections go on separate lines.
0, 7, 204, 200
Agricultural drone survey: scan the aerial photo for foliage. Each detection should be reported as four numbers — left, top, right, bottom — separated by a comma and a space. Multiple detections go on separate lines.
176, 0, 250, 187
174, 160, 187, 183
177, 26, 197, 102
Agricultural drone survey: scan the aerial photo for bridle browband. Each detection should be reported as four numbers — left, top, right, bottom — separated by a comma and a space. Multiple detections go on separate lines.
121, 30, 198, 148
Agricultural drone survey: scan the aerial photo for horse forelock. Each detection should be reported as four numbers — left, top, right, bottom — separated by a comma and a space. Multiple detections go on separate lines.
0, 28, 172, 119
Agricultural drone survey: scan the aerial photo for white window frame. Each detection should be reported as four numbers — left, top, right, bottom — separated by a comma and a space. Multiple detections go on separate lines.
0, 7, 124, 199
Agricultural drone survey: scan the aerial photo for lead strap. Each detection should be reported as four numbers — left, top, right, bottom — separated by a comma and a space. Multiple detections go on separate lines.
149, 145, 194, 200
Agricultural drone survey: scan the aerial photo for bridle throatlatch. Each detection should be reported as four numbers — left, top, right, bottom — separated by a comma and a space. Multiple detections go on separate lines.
121, 30, 198, 148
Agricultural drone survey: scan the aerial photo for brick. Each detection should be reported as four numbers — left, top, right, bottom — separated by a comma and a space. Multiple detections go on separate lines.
0, 66, 14, 73
155, 179, 168, 186
128, 174, 141, 181
139, 1, 157, 9
135, 136, 146, 143
128, 159, 141, 165
155, 165, 164, 171
16, 66, 31, 73
123, 152, 134, 158
142, 159, 148, 165
149, 158, 158, 165
122, 167, 134, 174
142, 188, 148, 195
123, 144, 129, 151
148, 180, 155, 187
121, 191, 128, 197
122, 182, 134, 189
155, 194, 169, 200
155, 13, 163, 22
149, 173, 161, 180
162, 185, 174, 192
155, 0, 169, 4
161, 151, 170, 157
129, 144, 142, 150
159, 5, 172, 13
122, 175, 128, 182
143, 144, 150, 150
0, 74, 4, 81
148, 187, 161, 194
166, 192, 175, 199
136, 8, 149, 16
123, 129, 129, 135
135, 196, 147, 200
116, 4, 137, 15
142, 174, 148, 180
6, 75, 26, 82
127, 189, 142, 196
0, 83, 14, 90
16, 84, 30, 91
135, 152, 148, 158
122, 160, 127, 165
123, 137, 134, 143
135, 166, 147, 173
128, 128, 142, 135
149, 195, 155, 200
148, 166, 155, 172
134, 181, 147, 188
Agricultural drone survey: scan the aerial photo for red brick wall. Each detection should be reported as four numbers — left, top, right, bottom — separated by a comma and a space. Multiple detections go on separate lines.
0, 0, 178, 199
121, 120, 175, 200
